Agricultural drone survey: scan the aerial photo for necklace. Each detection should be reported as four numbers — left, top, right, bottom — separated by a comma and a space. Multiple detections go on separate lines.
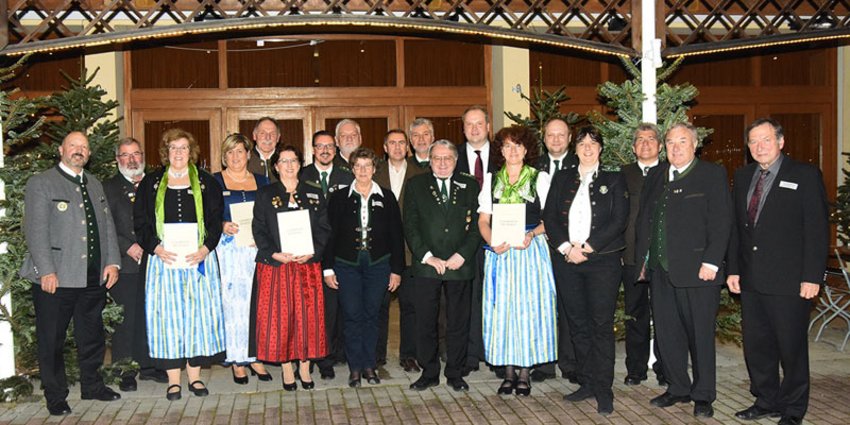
168, 168, 188, 178
225, 168, 251, 182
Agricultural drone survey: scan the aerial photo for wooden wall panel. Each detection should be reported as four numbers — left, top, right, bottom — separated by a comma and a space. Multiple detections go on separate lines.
761, 50, 831, 87
692, 113, 747, 183
324, 117, 389, 155
770, 113, 822, 166
1, 54, 82, 93
404, 40, 485, 87
670, 57, 754, 86
143, 120, 212, 170
132, 42, 219, 89
238, 119, 306, 152
227, 40, 315, 88
317, 40, 396, 87
530, 52, 602, 87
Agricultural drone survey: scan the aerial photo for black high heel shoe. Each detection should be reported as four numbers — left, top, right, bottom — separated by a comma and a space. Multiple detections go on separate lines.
249, 364, 273, 381
497, 378, 516, 395
348, 371, 362, 388
282, 379, 298, 391
515, 380, 531, 397
232, 367, 248, 385
298, 370, 315, 390
363, 368, 381, 385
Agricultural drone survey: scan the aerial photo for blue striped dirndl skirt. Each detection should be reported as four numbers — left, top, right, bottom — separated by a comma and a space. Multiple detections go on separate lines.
145, 252, 226, 359
482, 234, 558, 367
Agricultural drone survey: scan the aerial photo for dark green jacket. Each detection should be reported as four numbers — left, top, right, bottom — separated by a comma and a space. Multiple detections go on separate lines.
403, 172, 481, 280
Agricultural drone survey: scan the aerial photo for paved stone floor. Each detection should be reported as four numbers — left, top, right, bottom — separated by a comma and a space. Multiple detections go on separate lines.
1, 326, 849, 424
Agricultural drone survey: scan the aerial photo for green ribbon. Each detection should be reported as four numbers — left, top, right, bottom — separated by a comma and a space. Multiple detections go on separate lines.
155, 163, 206, 247
493, 165, 538, 204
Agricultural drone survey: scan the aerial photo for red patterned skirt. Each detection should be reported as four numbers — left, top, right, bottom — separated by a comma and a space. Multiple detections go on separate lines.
254, 262, 327, 362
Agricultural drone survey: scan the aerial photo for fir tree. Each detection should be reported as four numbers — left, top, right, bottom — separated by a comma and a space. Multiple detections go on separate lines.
832, 153, 850, 245
504, 85, 582, 155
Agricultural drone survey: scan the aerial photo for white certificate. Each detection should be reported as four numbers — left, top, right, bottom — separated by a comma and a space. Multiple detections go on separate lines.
277, 209, 314, 256
491, 203, 526, 247
162, 223, 199, 269
230, 201, 255, 247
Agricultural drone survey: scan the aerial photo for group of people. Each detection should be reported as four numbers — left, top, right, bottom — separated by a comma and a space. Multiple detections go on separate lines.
21, 108, 827, 425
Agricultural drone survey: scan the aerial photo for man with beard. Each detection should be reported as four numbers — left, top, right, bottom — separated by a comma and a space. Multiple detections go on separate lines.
300, 130, 354, 379
335, 119, 362, 166
103, 137, 168, 392
20, 131, 122, 415
409, 118, 435, 169
248, 117, 281, 182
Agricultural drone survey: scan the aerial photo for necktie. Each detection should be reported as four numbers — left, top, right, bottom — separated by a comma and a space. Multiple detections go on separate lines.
320, 171, 329, 195
672, 169, 680, 182
747, 169, 770, 225
553, 159, 560, 172
474, 150, 484, 188
643, 166, 650, 176
439, 178, 448, 206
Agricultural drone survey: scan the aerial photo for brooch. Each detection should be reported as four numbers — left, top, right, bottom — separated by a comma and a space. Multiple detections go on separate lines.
599, 185, 608, 194
272, 196, 282, 208
57, 202, 68, 212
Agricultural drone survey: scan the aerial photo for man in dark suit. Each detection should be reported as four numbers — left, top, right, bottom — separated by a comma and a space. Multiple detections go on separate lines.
404, 139, 480, 392
247, 117, 280, 182
103, 138, 168, 392
300, 130, 354, 379
374, 129, 427, 372
530, 118, 578, 383
635, 122, 732, 418
20, 132, 122, 416
621, 123, 665, 387
456, 105, 495, 373
727, 118, 828, 425
409, 118, 434, 169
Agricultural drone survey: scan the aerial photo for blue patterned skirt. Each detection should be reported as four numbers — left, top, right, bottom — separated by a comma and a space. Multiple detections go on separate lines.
145, 252, 226, 360
482, 235, 558, 367
216, 235, 257, 364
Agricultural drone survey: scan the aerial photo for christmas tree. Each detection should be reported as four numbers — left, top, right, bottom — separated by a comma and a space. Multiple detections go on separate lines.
504, 83, 582, 155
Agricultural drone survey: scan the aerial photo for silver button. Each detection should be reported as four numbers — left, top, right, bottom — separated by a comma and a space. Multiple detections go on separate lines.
753, 246, 758, 251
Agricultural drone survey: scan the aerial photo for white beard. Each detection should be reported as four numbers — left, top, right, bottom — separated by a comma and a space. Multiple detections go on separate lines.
119, 165, 144, 181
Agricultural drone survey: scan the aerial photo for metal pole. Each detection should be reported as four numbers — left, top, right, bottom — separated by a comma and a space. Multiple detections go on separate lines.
641, 0, 661, 124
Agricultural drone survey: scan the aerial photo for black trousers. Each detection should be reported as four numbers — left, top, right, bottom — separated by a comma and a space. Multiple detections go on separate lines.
650, 268, 720, 402
377, 292, 390, 364
466, 248, 485, 367
33, 284, 107, 405
535, 247, 578, 376
556, 253, 621, 402
622, 264, 662, 379
109, 271, 154, 374
397, 269, 418, 360
741, 291, 812, 418
317, 284, 345, 371
413, 276, 471, 379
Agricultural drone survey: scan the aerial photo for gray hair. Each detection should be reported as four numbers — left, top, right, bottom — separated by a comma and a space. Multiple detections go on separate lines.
633, 123, 660, 144
428, 139, 458, 159
335, 119, 361, 138
114, 137, 142, 156
665, 122, 698, 144
253, 117, 280, 134
408, 118, 434, 135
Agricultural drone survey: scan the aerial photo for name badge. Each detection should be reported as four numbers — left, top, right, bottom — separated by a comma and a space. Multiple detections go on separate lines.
372, 200, 383, 208
222, 190, 231, 196
307, 193, 319, 200
779, 180, 798, 190
454, 181, 467, 189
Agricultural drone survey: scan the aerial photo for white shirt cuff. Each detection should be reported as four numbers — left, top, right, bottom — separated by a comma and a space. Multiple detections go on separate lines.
421, 252, 433, 264
323, 269, 335, 277
557, 242, 572, 255
702, 263, 719, 272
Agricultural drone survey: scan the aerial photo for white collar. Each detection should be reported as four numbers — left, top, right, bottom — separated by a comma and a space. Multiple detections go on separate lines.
466, 141, 490, 153
389, 159, 407, 173
433, 174, 452, 185
671, 159, 695, 173
549, 152, 568, 161
638, 158, 660, 169
255, 147, 274, 161
415, 153, 429, 162
316, 163, 333, 174
348, 180, 382, 198
59, 162, 83, 179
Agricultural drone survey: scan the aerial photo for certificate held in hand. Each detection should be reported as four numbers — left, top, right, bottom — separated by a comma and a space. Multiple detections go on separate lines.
491, 203, 526, 247
162, 223, 199, 269
229, 201, 255, 247
277, 209, 314, 256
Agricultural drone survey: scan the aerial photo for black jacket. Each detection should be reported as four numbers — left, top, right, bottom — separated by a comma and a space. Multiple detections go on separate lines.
323, 184, 405, 275
104, 173, 144, 273
299, 161, 353, 196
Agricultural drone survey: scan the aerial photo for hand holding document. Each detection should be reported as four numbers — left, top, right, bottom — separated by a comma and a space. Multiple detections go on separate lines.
230, 201, 255, 247
490, 203, 526, 248
277, 209, 314, 256
162, 223, 199, 269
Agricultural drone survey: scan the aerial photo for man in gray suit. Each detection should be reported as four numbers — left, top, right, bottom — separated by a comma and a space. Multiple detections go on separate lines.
20, 131, 122, 416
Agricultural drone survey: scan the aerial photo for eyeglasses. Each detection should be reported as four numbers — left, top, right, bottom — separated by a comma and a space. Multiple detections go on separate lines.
117, 152, 143, 159
314, 144, 335, 151
168, 146, 190, 152
277, 158, 300, 166
431, 155, 456, 163
353, 164, 374, 171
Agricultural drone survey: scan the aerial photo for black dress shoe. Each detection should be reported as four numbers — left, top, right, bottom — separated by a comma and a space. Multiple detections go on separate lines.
81, 386, 121, 401
514, 380, 531, 397
139, 369, 169, 383
497, 378, 516, 395
165, 384, 181, 401
624, 375, 646, 386
530, 370, 555, 382
363, 368, 380, 385
564, 386, 594, 402
348, 371, 362, 388
297, 371, 315, 390
735, 404, 781, 420
400, 358, 421, 373
694, 401, 714, 418
282, 381, 297, 391
778, 416, 803, 425
447, 377, 469, 392
232, 368, 249, 385
597, 399, 614, 415
119, 375, 137, 392
650, 392, 691, 408
409, 376, 439, 391
249, 364, 273, 381
320, 368, 335, 380
188, 381, 209, 397
47, 401, 72, 416
563, 370, 579, 384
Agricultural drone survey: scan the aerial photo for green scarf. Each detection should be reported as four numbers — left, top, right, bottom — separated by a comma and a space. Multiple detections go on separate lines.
155, 163, 205, 247
493, 165, 538, 204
